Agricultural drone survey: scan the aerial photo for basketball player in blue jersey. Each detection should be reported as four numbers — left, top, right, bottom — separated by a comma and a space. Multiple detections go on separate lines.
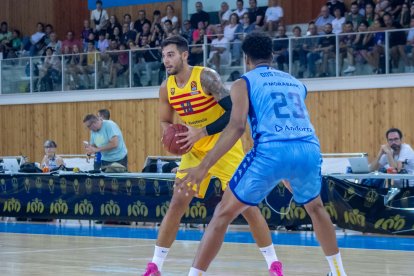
180, 32, 347, 276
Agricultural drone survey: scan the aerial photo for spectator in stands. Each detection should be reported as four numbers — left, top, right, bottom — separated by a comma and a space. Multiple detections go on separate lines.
302, 22, 323, 78
97, 31, 109, 52
190, 2, 210, 29
340, 21, 357, 74
224, 13, 241, 65
136, 22, 152, 45
247, 0, 266, 29
326, 0, 346, 17
83, 41, 97, 88
410, 3, 414, 18
351, 20, 375, 72
407, 18, 414, 73
369, 128, 414, 178
189, 28, 205, 66
364, 2, 375, 26
0, 21, 12, 57
135, 35, 161, 86
110, 26, 122, 43
109, 43, 129, 88
38, 46, 61, 91
315, 5, 335, 34
332, 7, 345, 34
346, 2, 364, 32
151, 10, 162, 32
62, 31, 81, 53
83, 114, 128, 170
363, 17, 385, 74
41, 140, 65, 170
233, 0, 248, 23
219, 2, 232, 26
123, 14, 134, 31
162, 5, 179, 31
291, 26, 305, 77
397, 2, 411, 28
235, 12, 255, 39
163, 19, 178, 38
107, 15, 122, 37
121, 23, 137, 45
208, 25, 230, 74
272, 24, 289, 71
264, 0, 284, 34
44, 24, 54, 45
81, 20, 94, 50
6, 30, 22, 59
180, 20, 194, 44
47, 32, 62, 55
134, 10, 151, 34
316, 23, 336, 77
22, 22, 46, 56
151, 23, 165, 47
383, 12, 409, 73
375, 0, 391, 17
91, 0, 109, 33
389, 0, 404, 18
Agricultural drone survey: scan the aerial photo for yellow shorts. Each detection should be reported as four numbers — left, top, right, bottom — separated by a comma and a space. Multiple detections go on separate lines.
176, 139, 244, 198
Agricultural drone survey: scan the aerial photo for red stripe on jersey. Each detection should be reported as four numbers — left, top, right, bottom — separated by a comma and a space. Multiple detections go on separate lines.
170, 91, 201, 100
177, 101, 218, 116
174, 97, 215, 112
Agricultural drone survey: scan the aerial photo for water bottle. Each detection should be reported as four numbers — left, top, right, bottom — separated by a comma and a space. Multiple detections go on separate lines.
156, 158, 163, 173
94, 152, 102, 170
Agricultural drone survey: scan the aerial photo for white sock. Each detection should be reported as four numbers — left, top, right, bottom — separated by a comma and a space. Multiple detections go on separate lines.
259, 244, 278, 269
188, 267, 206, 276
326, 252, 347, 276
151, 245, 169, 271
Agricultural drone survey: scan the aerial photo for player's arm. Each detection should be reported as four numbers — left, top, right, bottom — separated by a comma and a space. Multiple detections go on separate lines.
159, 80, 175, 133
176, 68, 231, 149
178, 78, 249, 192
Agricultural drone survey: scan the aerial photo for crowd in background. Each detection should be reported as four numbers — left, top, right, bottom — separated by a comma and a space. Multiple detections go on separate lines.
0, 0, 414, 91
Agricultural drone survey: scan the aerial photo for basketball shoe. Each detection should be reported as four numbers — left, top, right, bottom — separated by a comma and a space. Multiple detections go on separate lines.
142, 262, 161, 276
269, 261, 284, 276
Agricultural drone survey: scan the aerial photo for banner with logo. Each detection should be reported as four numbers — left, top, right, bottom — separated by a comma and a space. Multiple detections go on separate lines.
0, 174, 413, 235
88, 0, 171, 10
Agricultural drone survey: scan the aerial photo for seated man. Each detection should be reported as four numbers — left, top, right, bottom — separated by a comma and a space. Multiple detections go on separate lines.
208, 25, 230, 74
83, 114, 128, 170
369, 128, 414, 186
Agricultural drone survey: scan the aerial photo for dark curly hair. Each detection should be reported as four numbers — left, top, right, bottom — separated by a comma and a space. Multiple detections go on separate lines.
161, 35, 189, 53
241, 32, 273, 62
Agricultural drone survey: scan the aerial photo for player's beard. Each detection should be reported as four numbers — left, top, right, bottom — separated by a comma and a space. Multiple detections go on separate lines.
391, 144, 401, 152
169, 58, 184, 75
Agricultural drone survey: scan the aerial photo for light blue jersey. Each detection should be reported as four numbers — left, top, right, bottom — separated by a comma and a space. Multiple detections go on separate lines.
90, 120, 127, 162
230, 66, 322, 205
242, 66, 319, 146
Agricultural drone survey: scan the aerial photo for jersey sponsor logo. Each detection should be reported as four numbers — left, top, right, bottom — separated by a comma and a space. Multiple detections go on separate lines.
275, 125, 283, 132
191, 81, 197, 91
275, 124, 313, 133
170, 88, 175, 95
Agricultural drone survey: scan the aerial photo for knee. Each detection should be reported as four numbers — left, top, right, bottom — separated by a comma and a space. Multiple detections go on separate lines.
305, 198, 324, 217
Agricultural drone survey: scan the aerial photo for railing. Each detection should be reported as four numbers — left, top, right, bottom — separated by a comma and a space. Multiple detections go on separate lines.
0, 28, 413, 94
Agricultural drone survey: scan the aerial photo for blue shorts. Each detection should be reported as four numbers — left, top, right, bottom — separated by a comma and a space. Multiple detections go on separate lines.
229, 141, 322, 206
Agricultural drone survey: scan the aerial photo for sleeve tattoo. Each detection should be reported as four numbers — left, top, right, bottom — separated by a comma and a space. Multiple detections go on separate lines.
200, 68, 229, 101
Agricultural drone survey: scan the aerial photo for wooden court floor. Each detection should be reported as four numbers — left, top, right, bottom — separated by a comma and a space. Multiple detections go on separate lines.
0, 223, 413, 275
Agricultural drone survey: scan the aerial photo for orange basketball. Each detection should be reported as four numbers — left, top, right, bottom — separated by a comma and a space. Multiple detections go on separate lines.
162, 124, 189, 155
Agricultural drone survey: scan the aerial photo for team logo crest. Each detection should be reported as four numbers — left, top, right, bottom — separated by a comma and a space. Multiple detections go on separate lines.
191, 81, 197, 91
170, 88, 175, 95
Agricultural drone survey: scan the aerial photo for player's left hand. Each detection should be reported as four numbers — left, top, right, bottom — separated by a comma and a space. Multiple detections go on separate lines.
175, 125, 206, 152
177, 165, 209, 196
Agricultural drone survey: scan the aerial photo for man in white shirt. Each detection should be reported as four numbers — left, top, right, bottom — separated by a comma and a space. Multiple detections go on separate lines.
264, 0, 283, 33
208, 25, 230, 74
219, 2, 232, 26
370, 128, 414, 185
90, 0, 109, 32
233, 0, 248, 23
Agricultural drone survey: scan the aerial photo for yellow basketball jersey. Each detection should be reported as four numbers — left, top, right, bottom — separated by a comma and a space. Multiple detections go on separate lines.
167, 66, 223, 152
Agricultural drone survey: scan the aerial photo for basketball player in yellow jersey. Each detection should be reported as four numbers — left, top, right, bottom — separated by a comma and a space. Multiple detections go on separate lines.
142, 35, 281, 276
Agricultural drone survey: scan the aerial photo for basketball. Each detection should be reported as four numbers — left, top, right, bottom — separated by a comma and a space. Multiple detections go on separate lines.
162, 124, 189, 155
